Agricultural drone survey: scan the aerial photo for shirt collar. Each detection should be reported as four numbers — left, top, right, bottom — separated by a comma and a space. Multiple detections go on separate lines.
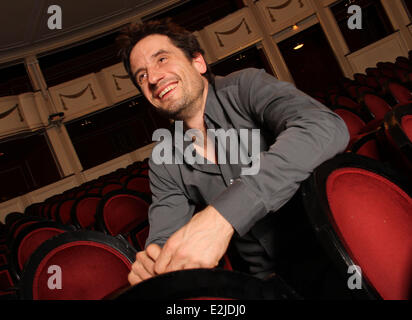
203, 81, 229, 130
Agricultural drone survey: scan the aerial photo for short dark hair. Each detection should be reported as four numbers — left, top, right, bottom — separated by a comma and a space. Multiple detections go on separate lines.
117, 18, 214, 89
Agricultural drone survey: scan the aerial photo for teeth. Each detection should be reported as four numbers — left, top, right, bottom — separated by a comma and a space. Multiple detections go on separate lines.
159, 84, 177, 98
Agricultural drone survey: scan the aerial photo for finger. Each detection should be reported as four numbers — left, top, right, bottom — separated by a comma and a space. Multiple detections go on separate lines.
146, 243, 162, 261
154, 247, 173, 274
128, 270, 143, 286
164, 258, 186, 273
137, 252, 156, 276
131, 259, 153, 280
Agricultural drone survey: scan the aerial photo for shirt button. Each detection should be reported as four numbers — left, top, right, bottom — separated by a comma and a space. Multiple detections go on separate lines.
229, 178, 234, 185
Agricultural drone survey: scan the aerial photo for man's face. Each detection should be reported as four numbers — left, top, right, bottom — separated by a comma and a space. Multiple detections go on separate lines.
129, 34, 207, 120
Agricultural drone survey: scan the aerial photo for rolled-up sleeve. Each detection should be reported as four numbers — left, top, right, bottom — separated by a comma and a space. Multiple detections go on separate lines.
145, 158, 195, 248
210, 69, 350, 236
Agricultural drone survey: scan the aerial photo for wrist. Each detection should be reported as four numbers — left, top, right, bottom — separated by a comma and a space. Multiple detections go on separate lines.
202, 205, 234, 238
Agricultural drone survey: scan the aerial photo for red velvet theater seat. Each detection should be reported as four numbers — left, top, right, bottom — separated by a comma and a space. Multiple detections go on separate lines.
0, 265, 15, 294
4, 212, 24, 228
55, 199, 76, 225
361, 93, 392, 121
8, 221, 75, 282
124, 174, 151, 195
381, 104, 412, 179
19, 230, 136, 300
388, 82, 412, 105
346, 131, 382, 161
128, 222, 150, 251
301, 153, 412, 300
100, 182, 123, 196
331, 95, 361, 112
354, 73, 367, 86
332, 107, 366, 140
70, 194, 102, 229
115, 268, 299, 300
95, 190, 151, 237
402, 114, 412, 140
5, 216, 44, 248
24, 203, 43, 217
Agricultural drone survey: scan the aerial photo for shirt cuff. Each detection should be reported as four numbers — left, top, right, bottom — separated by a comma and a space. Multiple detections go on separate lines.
209, 179, 267, 236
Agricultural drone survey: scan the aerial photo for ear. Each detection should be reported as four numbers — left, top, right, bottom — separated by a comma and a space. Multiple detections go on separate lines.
192, 53, 207, 75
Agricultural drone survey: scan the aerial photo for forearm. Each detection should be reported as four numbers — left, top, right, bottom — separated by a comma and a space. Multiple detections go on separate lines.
210, 106, 349, 236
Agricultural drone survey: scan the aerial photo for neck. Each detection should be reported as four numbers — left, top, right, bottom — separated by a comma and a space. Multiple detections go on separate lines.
183, 78, 209, 133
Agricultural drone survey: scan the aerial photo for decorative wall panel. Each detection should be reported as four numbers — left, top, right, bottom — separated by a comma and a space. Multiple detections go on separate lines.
193, 31, 216, 64
202, 7, 262, 60
98, 62, 140, 105
49, 73, 108, 121
347, 32, 408, 74
0, 95, 27, 137
255, 0, 314, 35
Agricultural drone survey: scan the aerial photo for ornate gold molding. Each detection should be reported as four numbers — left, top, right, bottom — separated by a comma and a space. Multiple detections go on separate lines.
214, 18, 252, 47
266, 0, 304, 22
0, 103, 24, 122
59, 84, 96, 110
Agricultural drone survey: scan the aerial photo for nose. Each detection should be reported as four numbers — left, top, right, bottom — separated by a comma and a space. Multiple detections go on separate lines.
147, 67, 165, 85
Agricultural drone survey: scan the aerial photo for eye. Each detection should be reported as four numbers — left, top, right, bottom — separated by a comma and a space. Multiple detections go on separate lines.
137, 72, 147, 85
159, 56, 167, 63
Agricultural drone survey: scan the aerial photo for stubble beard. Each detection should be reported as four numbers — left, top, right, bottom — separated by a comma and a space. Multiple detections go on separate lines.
152, 77, 205, 121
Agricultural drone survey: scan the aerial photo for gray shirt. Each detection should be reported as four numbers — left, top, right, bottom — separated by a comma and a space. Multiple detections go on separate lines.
145, 68, 349, 253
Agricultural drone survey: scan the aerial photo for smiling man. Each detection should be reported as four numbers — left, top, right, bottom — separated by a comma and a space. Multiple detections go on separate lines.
117, 19, 350, 286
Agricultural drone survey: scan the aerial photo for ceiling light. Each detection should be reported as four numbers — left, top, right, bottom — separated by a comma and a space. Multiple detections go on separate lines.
293, 43, 304, 50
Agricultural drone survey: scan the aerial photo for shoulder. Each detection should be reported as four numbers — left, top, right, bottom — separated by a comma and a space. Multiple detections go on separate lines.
214, 68, 292, 99
148, 143, 184, 189
214, 68, 267, 89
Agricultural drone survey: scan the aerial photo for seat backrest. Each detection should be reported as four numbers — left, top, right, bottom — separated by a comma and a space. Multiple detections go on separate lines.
388, 82, 412, 105
335, 96, 361, 110
326, 167, 412, 300
24, 203, 43, 217
101, 182, 123, 196
363, 93, 392, 120
0, 266, 14, 292
71, 195, 102, 229
333, 107, 366, 139
366, 68, 380, 77
395, 59, 412, 72
6, 216, 44, 247
85, 186, 102, 195
48, 202, 61, 221
354, 73, 367, 86
8, 221, 74, 281
348, 132, 381, 161
302, 154, 412, 300
55, 199, 76, 225
124, 175, 151, 195
96, 190, 150, 236
365, 76, 380, 89
5, 212, 24, 228
128, 223, 150, 251
383, 104, 412, 176
401, 114, 412, 141
19, 231, 136, 300
346, 85, 359, 100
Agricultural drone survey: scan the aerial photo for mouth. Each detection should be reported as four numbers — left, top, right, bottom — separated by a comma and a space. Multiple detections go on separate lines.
156, 82, 178, 100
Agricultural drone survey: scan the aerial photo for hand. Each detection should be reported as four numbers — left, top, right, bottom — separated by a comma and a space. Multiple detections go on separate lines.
153, 206, 234, 274
128, 243, 161, 286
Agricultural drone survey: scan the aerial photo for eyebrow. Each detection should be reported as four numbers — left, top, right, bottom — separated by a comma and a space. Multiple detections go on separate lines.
133, 49, 170, 79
